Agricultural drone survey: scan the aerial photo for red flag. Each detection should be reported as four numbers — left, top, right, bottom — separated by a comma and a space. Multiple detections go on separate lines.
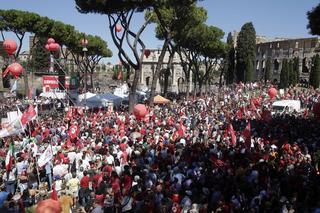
21, 111, 29, 126
51, 183, 58, 200
68, 124, 80, 139
242, 122, 251, 140
77, 107, 84, 116
228, 124, 237, 146
250, 100, 257, 111
66, 108, 73, 120
21, 105, 37, 125
27, 105, 37, 119
236, 110, 243, 120
2, 67, 10, 78
177, 121, 186, 137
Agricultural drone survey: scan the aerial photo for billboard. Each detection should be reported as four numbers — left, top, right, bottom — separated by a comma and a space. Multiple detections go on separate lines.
43, 76, 69, 91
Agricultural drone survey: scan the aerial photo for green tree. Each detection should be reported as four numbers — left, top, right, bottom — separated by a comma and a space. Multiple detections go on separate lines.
307, 3, 320, 35
29, 37, 50, 72
245, 58, 254, 82
288, 59, 295, 86
75, 0, 200, 110
293, 57, 300, 85
310, 54, 320, 88
280, 59, 289, 88
225, 32, 235, 85
236, 22, 256, 82
265, 57, 272, 83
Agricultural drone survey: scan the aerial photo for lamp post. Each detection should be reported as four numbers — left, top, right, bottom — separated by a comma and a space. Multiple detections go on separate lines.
81, 37, 88, 109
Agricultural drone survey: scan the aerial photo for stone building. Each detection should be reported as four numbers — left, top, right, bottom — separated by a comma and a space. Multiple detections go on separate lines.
255, 37, 320, 83
140, 49, 190, 93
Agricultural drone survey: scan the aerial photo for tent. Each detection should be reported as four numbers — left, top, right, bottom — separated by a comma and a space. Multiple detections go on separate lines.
83, 93, 123, 108
154, 95, 170, 104
39, 91, 66, 99
78, 92, 96, 102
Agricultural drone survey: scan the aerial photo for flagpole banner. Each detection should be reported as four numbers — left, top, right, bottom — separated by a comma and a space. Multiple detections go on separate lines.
38, 145, 53, 167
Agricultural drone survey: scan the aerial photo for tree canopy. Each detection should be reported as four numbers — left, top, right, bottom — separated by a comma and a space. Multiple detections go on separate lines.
236, 22, 256, 83
307, 3, 320, 35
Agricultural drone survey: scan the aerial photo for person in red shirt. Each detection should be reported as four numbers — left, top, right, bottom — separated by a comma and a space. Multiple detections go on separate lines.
79, 171, 90, 206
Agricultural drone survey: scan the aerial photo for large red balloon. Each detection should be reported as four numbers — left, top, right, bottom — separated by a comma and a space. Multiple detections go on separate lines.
115, 24, 122, 32
48, 43, 60, 52
47, 38, 55, 44
133, 104, 148, 118
268, 87, 277, 99
144, 49, 151, 58
80, 38, 88, 46
313, 102, 320, 120
3, 39, 17, 55
8, 62, 24, 78
36, 199, 61, 213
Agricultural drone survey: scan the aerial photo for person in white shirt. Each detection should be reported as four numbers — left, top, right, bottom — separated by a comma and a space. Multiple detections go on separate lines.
3, 167, 17, 194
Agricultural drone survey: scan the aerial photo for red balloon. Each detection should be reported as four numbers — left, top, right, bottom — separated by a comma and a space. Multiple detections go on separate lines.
133, 104, 148, 118
115, 24, 122, 32
36, 199, 61, 213
3, 39, 17, 55
48, 43, 60, 52
313, 102, 320, 120
268, 87, 277, 99
47, 38, 55, 44
45, 44, 50, 50
144, 49, 151, 58
8, 62, 24, 78
80, 38, 88, 46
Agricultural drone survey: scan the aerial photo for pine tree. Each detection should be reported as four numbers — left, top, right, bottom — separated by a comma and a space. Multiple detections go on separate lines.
236, 22, 256, 83
310, 54, 320, 88
293, 57, 300, 85
226, 32, 235, 84
29, 37, 50, 72
265, 57, 272, 83
245, 57, 254, 82
288, 59, 295, 86
280, 59, 289, 88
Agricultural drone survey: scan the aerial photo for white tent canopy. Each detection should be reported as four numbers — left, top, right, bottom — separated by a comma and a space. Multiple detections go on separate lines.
79, 92, 123, 108
39, 91, 66, 99
77, 92, 96, 102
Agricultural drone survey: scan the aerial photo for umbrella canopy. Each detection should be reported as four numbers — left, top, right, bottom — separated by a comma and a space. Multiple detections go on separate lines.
154, 95, 170, 104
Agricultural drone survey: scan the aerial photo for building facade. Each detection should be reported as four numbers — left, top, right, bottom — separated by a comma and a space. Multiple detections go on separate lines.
140, 49, 190, 93
255, 37, 320, 83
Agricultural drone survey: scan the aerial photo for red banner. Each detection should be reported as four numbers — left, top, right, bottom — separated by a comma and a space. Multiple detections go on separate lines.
43, 76, 70, 90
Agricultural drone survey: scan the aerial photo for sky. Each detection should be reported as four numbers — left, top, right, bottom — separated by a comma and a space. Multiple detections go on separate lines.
1, 0, 319, 64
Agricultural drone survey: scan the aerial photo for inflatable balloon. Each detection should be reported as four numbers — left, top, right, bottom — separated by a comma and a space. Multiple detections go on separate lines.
9, 62, 24, 78
47, 38, 55, 44
144, 49, 151, 58
3, 39, 17, 55
268, 87, 277, 99
81, 38, 88, 46
133, 104, 148, 119
48, 43, 60, 52
115, 24, 122, 32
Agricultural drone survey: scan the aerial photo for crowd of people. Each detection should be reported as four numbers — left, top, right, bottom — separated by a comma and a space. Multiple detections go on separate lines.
0, 83, 320, 213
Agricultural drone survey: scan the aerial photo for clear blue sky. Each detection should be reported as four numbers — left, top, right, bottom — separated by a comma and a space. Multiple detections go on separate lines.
1, 0, 319, 64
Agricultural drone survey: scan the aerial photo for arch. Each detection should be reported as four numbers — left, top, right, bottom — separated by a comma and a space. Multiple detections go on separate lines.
177, 77, 185, 93
145, 76, 151, 87
273, 59, 279, 71
302, 57, 309, 73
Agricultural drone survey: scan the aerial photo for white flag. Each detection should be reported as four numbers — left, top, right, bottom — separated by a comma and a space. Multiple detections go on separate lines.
38, 145, 53, 167
10, 80, 17, 93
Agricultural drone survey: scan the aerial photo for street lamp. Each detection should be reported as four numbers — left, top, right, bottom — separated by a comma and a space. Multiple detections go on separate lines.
81, 37, 88, 109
